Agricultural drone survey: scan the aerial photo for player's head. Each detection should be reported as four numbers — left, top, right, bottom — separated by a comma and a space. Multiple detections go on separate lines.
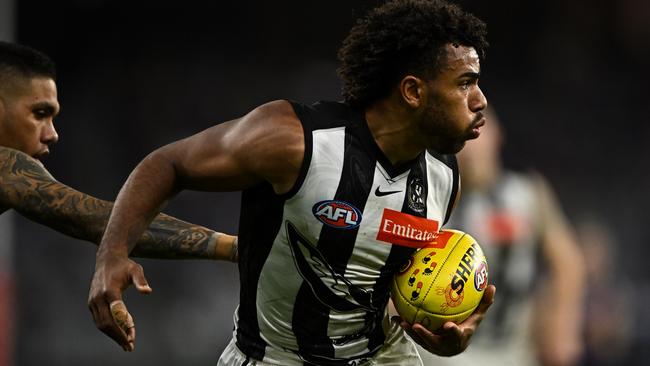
0, 41, 60, 160
338, 0, 488, 153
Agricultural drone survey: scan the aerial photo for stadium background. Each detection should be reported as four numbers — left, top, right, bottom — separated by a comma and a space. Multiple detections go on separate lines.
1, 0, 648, 365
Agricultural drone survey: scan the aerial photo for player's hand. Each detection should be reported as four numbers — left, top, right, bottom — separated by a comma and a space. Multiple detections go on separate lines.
395, 284, 496, 357
88, 252, 152, 352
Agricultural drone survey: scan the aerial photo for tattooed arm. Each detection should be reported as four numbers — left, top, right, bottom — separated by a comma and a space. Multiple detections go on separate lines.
0, 146, 238, 262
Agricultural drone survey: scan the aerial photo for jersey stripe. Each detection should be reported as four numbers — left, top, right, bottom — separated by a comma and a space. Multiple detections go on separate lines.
236, 183, 288, 360
292, 121, 377, 365
366, 153, 429, 350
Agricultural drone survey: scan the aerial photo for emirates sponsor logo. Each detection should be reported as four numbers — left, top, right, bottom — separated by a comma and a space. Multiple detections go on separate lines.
376, 208, 439, 248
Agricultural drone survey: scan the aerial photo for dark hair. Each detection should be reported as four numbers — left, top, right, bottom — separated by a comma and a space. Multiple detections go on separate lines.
0, 41, 56, 82
338, 0, 488, 108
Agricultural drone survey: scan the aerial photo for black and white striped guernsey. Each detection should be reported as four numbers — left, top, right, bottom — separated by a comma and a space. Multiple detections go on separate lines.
233, 101, 459, 365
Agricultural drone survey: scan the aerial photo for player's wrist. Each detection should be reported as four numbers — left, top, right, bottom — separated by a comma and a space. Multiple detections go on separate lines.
95, 242, 129, 261
211, 233, 238, 262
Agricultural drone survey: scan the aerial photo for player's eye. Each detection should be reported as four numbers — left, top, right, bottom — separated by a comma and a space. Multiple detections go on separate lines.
33, 109, 48, 119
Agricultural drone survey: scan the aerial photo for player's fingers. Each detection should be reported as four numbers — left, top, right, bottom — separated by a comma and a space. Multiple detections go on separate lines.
130, 263, 153, 294
110, 300, 135, 331
127, 322, 136, 351
477, 284, 496, 313
92, 296, 130, 349
460, 284, 496, 330
439, 321, 463, 339
88, 300, 100, 325
412, 323, 435, 339
411, 324, 446, 351
110, 300, 135, 351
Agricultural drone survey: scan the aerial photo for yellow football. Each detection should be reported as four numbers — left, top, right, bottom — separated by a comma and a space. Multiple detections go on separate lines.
390, 229, 489, 332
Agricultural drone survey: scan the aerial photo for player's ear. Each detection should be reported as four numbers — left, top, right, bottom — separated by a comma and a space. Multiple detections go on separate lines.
399, 75, 425, 109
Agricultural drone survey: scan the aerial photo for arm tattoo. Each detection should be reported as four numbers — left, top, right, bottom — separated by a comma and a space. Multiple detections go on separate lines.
131, 213, 219, 260
229, 237, 239, 263
0, 147, 227, 260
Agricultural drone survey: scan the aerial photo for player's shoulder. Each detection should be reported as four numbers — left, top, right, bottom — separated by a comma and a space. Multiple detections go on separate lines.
246, 100, 299, 125
224, 100, 299, 147
0, 145, 48, 174
289, 100, 358, 130
232, 101, 306, 192
0, 145, 20, 160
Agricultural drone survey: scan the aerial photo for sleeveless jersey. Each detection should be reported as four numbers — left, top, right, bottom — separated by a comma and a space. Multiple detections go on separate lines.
232, 101, 459, 365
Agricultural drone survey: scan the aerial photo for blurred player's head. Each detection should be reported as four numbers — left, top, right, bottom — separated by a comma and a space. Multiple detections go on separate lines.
337, 0, 489, 154
457, 106, 503, 189
0, 42, 60, 160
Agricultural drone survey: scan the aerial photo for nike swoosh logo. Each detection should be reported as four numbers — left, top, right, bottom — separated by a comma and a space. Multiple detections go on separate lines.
375, 186, 401, 197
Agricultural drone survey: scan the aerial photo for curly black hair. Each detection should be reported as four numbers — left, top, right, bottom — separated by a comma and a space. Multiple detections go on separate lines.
0, 42, 56, 84
338, 0, 488, 108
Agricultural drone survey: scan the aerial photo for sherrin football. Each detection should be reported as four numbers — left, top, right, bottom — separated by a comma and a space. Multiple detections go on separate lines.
390, 229, 488, 332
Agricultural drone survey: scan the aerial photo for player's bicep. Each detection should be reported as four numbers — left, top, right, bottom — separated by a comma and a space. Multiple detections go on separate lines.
157, 100, 303, 193
162, 120, 259, 192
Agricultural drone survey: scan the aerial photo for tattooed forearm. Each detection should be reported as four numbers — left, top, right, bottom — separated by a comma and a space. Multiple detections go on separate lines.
132, 213, 232, 260
0, 147, 111, 242
0, 147, 237, 261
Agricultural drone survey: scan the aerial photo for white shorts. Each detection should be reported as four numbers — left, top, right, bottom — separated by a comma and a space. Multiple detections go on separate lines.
218, 320, 423, 366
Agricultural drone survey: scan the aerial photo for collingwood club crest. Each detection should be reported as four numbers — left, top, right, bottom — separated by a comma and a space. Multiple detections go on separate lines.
407, 177, 426, 213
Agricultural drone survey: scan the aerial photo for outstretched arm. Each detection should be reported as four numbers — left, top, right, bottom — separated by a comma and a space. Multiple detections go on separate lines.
89, 100, 303, 351
0, 146, 237, 261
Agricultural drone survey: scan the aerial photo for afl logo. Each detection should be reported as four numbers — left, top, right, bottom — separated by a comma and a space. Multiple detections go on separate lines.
312, 200, 362, 229
474, 261, 488, 291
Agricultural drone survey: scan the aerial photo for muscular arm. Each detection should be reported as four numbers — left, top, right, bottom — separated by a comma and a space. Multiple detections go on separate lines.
97, 100, 303, 257
0, 146, 237, 261
89, 100, 303, 350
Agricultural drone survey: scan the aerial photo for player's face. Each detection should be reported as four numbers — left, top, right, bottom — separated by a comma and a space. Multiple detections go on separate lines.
0, 77, 60, 160
419, 44, 487, 154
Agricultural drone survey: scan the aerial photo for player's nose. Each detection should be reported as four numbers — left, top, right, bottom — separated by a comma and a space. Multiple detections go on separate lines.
470, 86, 488, 112
42, 120, 59, 145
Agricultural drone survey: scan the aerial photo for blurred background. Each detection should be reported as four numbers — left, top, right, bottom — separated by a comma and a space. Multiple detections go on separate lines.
1, 0, 649, 365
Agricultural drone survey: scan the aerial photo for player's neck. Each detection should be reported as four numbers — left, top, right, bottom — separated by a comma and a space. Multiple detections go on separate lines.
364, 100, 423, 166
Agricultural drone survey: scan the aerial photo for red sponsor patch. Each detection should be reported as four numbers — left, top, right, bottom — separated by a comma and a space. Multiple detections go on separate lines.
425, 230, 454, 249
376, 208, 439, 248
